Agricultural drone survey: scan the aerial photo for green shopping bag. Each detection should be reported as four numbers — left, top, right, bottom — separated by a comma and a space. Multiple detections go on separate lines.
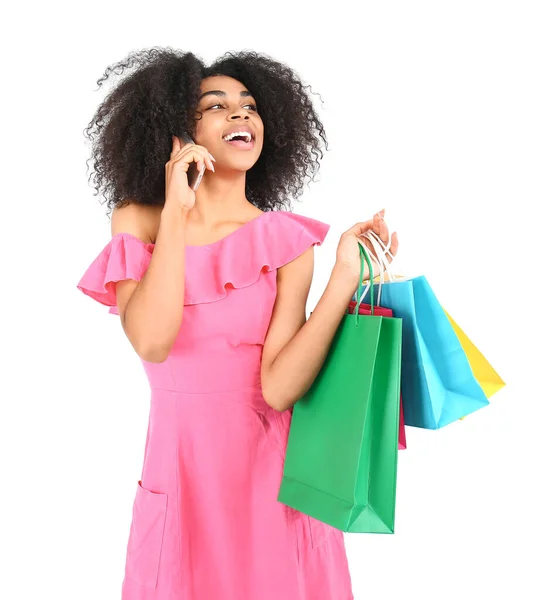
277, 241, 403, 533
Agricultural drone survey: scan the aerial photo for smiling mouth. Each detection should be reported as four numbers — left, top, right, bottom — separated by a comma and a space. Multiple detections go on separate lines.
223, 136, 255, 150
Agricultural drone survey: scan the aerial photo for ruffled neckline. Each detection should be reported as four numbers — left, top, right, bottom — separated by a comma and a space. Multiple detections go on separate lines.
77, 209, 331, 311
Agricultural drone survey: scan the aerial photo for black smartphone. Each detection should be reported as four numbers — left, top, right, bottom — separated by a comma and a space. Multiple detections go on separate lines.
179, 131, 206, 191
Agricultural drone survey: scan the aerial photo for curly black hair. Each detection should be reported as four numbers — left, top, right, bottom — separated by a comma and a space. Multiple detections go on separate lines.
83, 47, 330, 217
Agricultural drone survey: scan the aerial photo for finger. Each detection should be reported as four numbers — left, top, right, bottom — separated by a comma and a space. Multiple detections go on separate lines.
363, 224, 393, 260
172, 145, 201, 161
171, 135, 181, 157
189, 146, 215, 172
373, 213, 382, 236
346, 211, 386, 237
374, 208, 385, 221
172, 145, 215, 172
386, 232, 399, 262
379, 217, 389, 245
169, 145, 195, 163
171, 139, 193, 159
172, 148, 205, 171
189, 144, 217, 166
347, 218, 375, 236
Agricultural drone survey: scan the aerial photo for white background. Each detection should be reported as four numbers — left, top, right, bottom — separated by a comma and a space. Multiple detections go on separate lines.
2, 1, 547, 599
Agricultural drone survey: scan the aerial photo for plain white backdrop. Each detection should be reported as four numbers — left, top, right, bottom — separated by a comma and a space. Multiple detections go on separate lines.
2, 1, 547, 598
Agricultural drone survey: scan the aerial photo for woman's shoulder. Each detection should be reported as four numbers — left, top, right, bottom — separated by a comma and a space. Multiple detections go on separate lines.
111, 200, 162, 244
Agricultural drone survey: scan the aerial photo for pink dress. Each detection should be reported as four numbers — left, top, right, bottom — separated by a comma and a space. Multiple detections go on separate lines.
76, 209, 354, 600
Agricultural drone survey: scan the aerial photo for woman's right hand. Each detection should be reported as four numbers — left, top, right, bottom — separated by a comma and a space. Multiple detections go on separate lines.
164, 135, 216, 212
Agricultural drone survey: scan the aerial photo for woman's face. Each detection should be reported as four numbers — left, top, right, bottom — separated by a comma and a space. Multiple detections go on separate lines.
193, 75, 264, 171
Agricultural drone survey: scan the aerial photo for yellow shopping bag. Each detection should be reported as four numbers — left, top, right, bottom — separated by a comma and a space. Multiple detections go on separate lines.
443, 309, 505, 399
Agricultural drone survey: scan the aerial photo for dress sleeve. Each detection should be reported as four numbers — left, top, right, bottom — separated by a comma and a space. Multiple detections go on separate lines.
76, 233, 155, 314
273, 212, 330, 267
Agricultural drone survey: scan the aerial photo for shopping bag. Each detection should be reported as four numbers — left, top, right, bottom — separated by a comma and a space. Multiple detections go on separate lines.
358, 280, 504, 405
348, 300, 407, 450
352, 231, 490, 430
443, 309, 505, 398
278, 241, 402, 533
353, 276, 489, 429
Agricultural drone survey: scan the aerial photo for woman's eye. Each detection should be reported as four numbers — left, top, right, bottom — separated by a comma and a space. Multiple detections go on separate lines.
208, 103, 257, 111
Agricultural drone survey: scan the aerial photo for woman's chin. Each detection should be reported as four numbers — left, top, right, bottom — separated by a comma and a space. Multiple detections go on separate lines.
219, 157, 259, 172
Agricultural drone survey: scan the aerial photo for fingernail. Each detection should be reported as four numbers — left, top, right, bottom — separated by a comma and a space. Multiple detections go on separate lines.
209, 153, 216, 162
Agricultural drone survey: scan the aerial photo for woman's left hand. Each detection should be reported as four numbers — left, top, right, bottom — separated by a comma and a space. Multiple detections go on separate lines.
334, 209, 399, 282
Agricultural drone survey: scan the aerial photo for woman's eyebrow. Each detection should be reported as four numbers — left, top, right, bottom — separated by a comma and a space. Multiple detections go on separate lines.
198, 90, 253, 101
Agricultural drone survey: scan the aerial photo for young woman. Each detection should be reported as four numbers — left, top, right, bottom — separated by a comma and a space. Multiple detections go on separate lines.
77, 47, 398, 600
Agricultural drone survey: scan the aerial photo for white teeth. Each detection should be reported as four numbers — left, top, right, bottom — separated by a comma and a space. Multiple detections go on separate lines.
223, 131, 252, 142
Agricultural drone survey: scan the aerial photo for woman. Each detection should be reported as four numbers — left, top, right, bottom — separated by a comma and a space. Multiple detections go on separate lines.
77, 47, 398, 600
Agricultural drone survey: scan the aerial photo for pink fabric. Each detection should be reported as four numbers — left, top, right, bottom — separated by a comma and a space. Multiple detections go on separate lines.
77, 210, 354, 600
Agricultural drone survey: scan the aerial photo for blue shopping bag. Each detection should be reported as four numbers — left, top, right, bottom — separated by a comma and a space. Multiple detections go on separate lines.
354, 275, 489, 429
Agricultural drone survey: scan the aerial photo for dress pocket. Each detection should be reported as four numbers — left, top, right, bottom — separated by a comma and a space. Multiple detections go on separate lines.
307, 514, 334, 549
124, 480, 168, 589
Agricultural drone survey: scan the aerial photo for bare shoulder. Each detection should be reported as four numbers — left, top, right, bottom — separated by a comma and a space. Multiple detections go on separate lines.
110, 201, 163, 243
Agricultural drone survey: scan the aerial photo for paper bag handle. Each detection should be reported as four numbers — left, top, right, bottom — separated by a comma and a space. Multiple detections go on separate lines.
354, 241, 375, 323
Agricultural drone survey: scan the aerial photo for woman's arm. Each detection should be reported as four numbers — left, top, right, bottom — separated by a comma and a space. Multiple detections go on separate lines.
112, 202, 190, 363
260, 249, 357, 412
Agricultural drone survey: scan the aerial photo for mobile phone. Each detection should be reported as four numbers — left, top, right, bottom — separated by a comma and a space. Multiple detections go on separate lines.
179, 131, 206, 191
